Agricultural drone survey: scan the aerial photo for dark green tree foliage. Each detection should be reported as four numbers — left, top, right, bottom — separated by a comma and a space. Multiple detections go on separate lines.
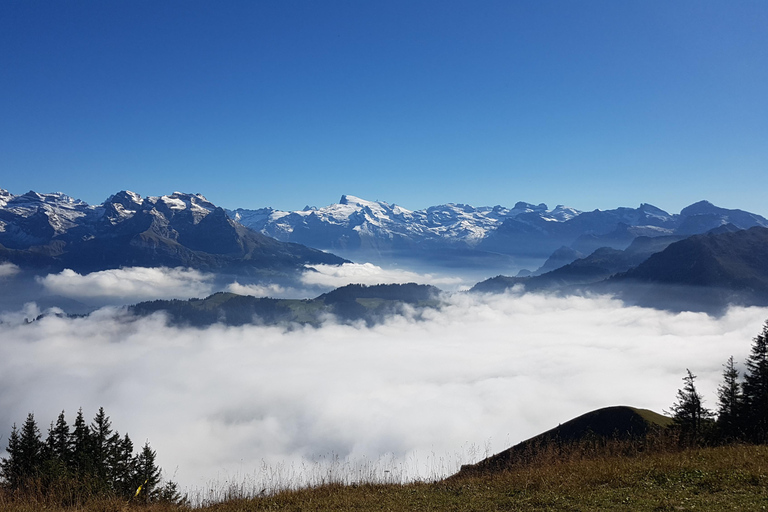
69, 408, 92, 476
90, 407, 112, 483
42, 411, 72, 484
18, 414, 44, 478
716, 356, 742, 441
109, 433, 136, 497
1, 408, 176, 503
670, 369, 713, 445
0, 425, 22, 490
45, 411, 71, 463
133, 442, 161, 503
672, 320, 768, 447
742, 321, 768, 443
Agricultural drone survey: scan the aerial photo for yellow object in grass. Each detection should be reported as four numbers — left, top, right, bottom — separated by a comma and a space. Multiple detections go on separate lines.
134, 479, 148, 497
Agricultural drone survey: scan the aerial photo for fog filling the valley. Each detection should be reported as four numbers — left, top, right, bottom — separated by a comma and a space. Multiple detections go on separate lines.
2, 266, 768, 494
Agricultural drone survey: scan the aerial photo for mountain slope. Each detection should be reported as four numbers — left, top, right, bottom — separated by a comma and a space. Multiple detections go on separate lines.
608, 226, 768, 309
471, 234, 686, 293
0, 189, 347, 275
454, 406, 671, 477
230, 196, 768, 271
472, 227, 768, 311
129, 283, 442, 326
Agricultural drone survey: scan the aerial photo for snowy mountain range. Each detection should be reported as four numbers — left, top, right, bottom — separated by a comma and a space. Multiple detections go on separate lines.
228, 195, 580, 251
2, 187, 768, 278
0, 189, 345, 275
227, 195, 768, 272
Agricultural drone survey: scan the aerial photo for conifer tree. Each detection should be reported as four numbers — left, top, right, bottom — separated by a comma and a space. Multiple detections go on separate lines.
0, 424, 22, 490
45, 411, 71, 463
18, 413, 44, 480
90, 407, 113, 483
70, 408, 93, 476
742, 321, 768, 443
109, 433, 135, 497
2, 407, 176, 502
133, 442, 161, 503
42, 411, 72, 486
670, 369, 713, 445
716, 356, 743, 441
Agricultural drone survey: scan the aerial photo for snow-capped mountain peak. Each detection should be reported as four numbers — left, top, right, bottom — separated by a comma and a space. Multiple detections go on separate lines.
545, 205, 581, 222
226, 195, 585, 253
0, 189, 13, 208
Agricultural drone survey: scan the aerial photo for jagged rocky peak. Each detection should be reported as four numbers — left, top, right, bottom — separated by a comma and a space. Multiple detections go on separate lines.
12, 190, 81, 207
513, 201, 548, 211
105, 190, 144, 210
338, 194, 389, 208
17, 190, 46, 203
546, 205, 581, 221
156, 191, 216, 211
0, 188, 12, 207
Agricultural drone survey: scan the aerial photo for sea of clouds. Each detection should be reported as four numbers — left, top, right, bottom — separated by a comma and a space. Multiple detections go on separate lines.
2, 265, 767, 496
25, 263, 470, 308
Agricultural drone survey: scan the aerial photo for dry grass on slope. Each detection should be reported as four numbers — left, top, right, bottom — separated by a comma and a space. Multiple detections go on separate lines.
3, 444, 768, 511
204, 444, 768, 512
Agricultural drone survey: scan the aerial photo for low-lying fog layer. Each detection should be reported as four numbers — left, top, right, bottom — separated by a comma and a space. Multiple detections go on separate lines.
1, 287, 766, 493
5, 263, 472, 312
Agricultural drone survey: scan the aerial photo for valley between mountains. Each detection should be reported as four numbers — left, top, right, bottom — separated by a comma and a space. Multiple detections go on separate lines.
3, 187, 768, 506
1, 187, 768, 317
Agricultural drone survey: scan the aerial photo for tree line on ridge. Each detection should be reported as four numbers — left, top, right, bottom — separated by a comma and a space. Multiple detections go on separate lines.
671, 321, 768, 445
0, 407, 181, 504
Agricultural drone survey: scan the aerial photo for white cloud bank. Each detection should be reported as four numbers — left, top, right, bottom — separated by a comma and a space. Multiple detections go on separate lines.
36, 267, 216, 303
0, 262, 20, 278
1, 292, 766, 497
31, 263, 465, 307
302, 263, 466, 289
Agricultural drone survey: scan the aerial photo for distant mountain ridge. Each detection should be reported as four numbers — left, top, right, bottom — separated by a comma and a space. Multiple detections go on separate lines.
0, 188, 346, 275
129, 283, 442, 327
228, 196, 768, 271
3, 187, 767, 286
472, 226, 768, 312
227, 195, 579, 253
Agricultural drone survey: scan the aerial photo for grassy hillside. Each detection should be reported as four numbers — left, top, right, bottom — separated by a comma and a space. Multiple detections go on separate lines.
3, 444, 768, 511
456, 406, 673, 477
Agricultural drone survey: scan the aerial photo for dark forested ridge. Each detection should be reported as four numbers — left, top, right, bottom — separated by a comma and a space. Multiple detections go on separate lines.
129, 283, 442, 327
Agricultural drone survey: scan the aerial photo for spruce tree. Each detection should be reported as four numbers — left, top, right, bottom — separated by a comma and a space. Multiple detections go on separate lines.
0, 424, 22, 490
90, 407, 113, 484
18, 413, 44, 480
742, 321, 768, 443
670, 369, 713, 445
45, 411, 71, 462
42, 411, 72, 486
109, 433, 135, 497
133, 442, 161, 503
70, 408, 93, 477
716, 356, 743, 441
2, 408, 173, 502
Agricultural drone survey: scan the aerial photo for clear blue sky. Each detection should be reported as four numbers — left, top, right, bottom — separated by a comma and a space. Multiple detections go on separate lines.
1, 1, 766, 215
